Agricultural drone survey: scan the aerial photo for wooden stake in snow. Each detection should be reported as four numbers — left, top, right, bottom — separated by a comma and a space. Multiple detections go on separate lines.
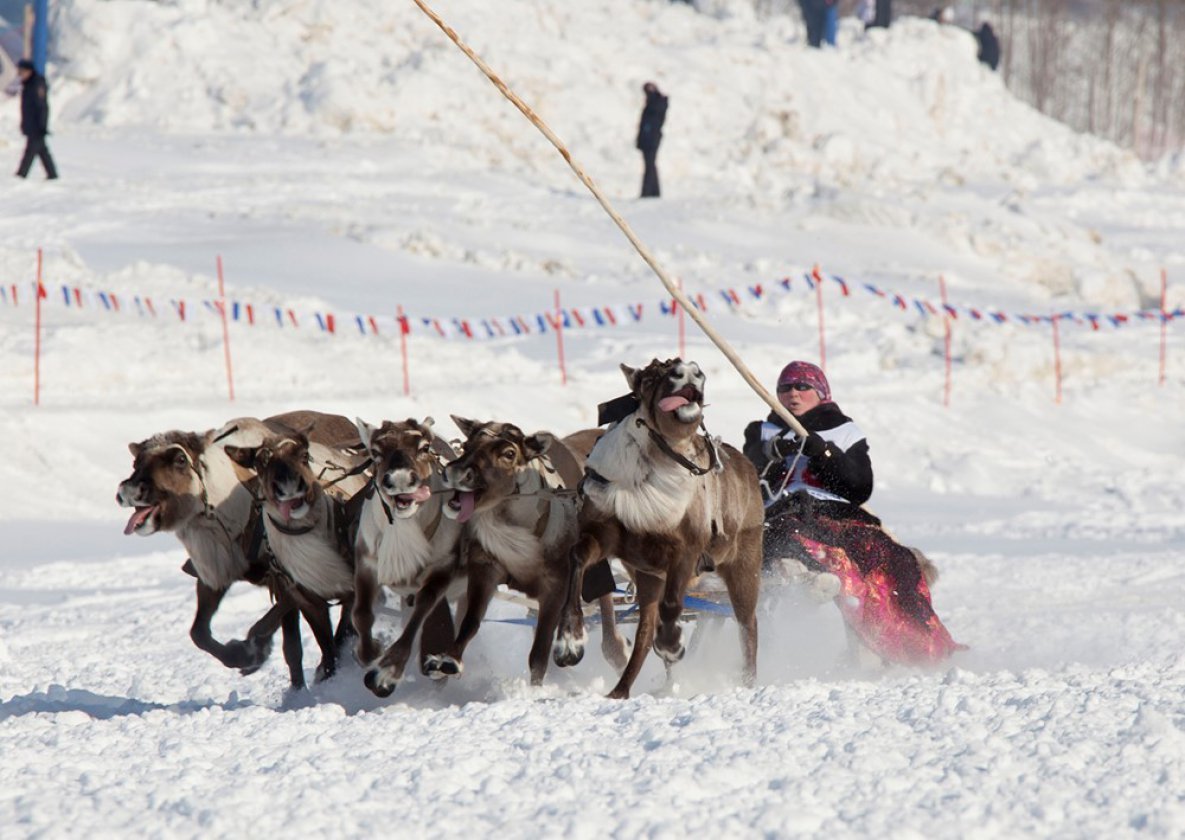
410, 0, 807, 437
216, 255, 236, 402
398, 304, 411, 397
553, 289, 568, 386
1160, 268, 1168, 387
812, 264, 827, 373
1052, 313, 1063, 405
33, 248, 43, 407
939, 274, 952, 407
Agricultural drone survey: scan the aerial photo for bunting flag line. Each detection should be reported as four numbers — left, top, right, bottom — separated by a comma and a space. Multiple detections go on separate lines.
4, 268, 1180, 343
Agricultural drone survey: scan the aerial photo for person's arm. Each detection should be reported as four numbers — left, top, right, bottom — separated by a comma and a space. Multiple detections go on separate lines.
35, 80, 49, 135
742, 420, 772, 474
806, 436, 873, 505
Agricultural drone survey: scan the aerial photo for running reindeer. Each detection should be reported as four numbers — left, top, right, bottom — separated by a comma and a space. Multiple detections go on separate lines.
432, 417, 630, 686
350, 417, 465, 698
555, 358, 765, 699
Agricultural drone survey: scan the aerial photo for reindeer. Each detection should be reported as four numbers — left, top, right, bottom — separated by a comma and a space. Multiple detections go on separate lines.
431, 418, 629, 686
555, 359, 765, 699
116, 411, 355, 689
349, 417, 465, 698
223, 417, 370, 682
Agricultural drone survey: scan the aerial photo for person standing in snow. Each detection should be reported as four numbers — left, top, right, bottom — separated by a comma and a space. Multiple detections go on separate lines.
867, 0, 892, 29
14, 58, 58, 181
742, 361, 933, 625
797, 0, 827, 48
822, 0, 840, 46
975, 21, 1000, 71
636, 81, 667, 199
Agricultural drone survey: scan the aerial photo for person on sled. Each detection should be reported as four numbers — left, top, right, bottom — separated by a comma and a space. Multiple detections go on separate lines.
742, 360, 962, 664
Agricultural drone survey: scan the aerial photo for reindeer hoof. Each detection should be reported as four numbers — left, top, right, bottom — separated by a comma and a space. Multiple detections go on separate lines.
423, 654, 462, 679
653, 640, 685, 665
363, 669, 396, 698
314, 661, 337, 684
225, 637, 272, 673
553, 632, 586, 668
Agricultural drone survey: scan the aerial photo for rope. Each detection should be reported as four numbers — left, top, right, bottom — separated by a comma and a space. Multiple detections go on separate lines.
409, 0, 809, 440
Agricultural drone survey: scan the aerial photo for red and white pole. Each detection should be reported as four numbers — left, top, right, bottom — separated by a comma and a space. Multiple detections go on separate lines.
553, 289, 567, 386
812, 265, 827, 372
1052, 314, 1063, 405
216, 255, 235, 402
676, 278, 686, 360
1159, 268, 1168, 387
939, 275, 952, 407
397, 304, 411, 397
33, 248, 43, 406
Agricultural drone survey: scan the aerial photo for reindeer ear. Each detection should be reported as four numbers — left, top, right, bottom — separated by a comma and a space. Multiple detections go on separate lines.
620, 364, 639, 391
421, 417, 435, 431
450, 415, 478, 438
354, 418, 375, 450
223, 445, 258, 470
524, 433, 552, 459
129, 441, 143, 458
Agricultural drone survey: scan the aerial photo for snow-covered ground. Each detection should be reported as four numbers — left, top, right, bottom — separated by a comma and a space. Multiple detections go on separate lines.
1, 1, 1183, 836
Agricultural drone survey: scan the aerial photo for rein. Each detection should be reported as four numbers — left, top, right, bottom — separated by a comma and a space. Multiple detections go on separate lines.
635, 416, 721, 477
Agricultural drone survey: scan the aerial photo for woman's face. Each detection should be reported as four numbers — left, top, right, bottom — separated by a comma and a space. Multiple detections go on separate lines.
777, 382, 822, 417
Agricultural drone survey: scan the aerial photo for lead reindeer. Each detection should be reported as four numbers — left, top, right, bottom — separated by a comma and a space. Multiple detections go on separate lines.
555, 358, 765, 699
223, 416, 370, 682
350, 417, 465, 698
116, 411, 356, 690
432, 418, 629, 686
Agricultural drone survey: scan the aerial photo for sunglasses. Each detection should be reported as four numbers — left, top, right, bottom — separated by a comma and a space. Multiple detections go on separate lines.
777, 382, 814, 393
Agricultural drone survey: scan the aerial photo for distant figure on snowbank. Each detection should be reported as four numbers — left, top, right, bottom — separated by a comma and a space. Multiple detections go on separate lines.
797, 0, 826, 48
930, 6, 954, 24
14, 59, 57, 180
975, 22, 1000, 71
866, 0, 891, 29
636, 81, 667, 199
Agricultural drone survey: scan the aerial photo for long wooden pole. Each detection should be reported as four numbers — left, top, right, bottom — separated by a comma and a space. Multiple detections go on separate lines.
409, 0, 808, 438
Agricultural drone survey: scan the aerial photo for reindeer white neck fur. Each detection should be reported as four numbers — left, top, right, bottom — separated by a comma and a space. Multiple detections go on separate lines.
357, 472, 460, 593
470, 456, 576, 583
584, 414, 706, 535
176, 445, 256, 590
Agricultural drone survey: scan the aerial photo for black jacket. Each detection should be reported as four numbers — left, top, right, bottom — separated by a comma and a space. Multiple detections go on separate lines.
976, 24, 1000, 71
636, 90, 668, 152
742, 402, 874, 507
21, 72, 50, 137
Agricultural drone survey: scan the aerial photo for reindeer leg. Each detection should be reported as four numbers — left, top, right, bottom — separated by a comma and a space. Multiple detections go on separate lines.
279, 604, 306, 690
597, 591, 630, 671
351, 563, 382, 666
555, 528, 614, 668
716, 527, 763, 688
230, 598, 289, 675
607, 571, 663, 700
333, 594, 356, 650
529, 583, 566, 686
426, 563, 499, 680
418, 596, 456, 673
365, 569, 455, 697
654, 561, 695, 668
189, 581, 254, 669
288, 588, 337, 683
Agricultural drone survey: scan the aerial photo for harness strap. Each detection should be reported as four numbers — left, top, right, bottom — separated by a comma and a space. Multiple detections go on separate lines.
636, 417, 720, 476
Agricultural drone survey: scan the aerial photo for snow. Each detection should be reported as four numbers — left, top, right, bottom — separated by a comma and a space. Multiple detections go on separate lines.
2, 0, 1184, 835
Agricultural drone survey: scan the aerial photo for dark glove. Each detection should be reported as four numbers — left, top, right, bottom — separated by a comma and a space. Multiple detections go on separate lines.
801, 432, 828, 458
766, 435, 801, 460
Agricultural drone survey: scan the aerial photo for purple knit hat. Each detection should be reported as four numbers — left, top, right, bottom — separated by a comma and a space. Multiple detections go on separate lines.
777, 361, 831, 402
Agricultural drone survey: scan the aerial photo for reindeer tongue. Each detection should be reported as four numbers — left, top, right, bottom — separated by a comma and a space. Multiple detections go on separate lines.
658, 395, 690, 412
278, 498, 300, 521
455, 491, 476, 524
124, 506, 154, 535
409, 484, 432, 503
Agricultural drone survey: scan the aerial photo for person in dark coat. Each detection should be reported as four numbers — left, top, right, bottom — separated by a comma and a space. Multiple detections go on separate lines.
867, 0, 892, 29
15, 59, 58, 180
975, 22, 1000, 71
797, 0, 827, 48
742, 361, 935, 626
636, 82, 667, 199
